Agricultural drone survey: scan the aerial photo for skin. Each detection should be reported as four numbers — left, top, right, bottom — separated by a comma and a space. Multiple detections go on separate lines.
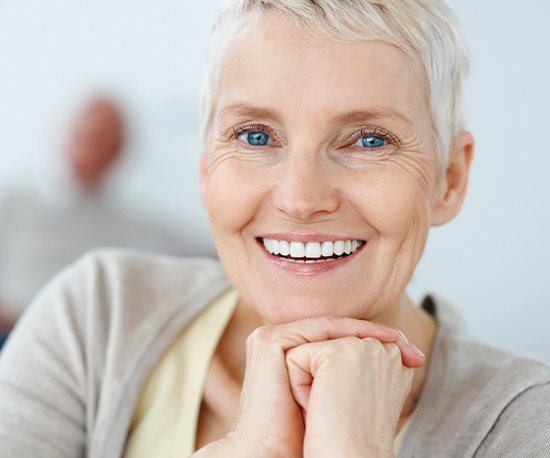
195, 11, 474, 458
64, 98, 124, 191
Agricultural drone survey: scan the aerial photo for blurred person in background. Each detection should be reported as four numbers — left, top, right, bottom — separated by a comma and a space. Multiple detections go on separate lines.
0, 97, 186, 342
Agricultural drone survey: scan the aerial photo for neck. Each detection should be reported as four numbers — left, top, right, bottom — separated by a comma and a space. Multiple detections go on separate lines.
380, 294, 438, 423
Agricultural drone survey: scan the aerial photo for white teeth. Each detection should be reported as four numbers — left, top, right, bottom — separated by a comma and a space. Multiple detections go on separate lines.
344, 240, 352, 254
305, 242, 321, 258
262, 238, 365, 260
333, 240, 345, 256
271, 239, 280, 255
289, 241, 305, 258
321, 241, 334, 257
279, 240, 290, 256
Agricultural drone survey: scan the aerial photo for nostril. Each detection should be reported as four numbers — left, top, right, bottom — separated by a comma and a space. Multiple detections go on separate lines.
271, 181, 341, 221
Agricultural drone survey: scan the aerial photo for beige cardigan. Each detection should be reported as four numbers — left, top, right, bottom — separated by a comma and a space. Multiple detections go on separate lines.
0, 249, 549, 457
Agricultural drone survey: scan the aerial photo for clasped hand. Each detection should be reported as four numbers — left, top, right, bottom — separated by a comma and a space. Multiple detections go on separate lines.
194, 317, 424, 458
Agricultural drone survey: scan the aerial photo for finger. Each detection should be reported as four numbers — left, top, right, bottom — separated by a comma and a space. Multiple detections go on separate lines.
382, 342, 415, 391
244, 317, 396, 410
286, 337, 366, 410
248, 316, 399, 356
274, 317, 423, 371
392, 330, 425, 368
285, 334, 422, 408
363, 332, 425, 369
285, 345, 315, 410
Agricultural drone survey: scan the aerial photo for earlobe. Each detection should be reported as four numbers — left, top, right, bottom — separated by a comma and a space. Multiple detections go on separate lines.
431, 131, 475, 227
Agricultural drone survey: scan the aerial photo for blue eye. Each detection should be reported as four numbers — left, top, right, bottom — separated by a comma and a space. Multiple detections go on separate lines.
239, 131, 270, 146
361, 135, 386, 148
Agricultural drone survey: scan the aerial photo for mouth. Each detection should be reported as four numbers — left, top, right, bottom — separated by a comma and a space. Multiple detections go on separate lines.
255, 236, 367, 265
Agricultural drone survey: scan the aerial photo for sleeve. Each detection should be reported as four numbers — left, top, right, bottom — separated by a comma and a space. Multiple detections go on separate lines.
475, 381, 550, 457
0, 258, 89, 457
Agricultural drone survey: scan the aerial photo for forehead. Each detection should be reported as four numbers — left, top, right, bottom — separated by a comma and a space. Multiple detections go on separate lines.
216, 11, 429, 125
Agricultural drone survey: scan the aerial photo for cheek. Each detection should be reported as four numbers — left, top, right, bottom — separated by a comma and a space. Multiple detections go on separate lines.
347, 167, 431, 250
340, 168, 432, 313
205, 159, 267, 237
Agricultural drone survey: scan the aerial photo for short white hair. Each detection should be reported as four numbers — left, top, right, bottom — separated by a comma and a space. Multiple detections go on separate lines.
200, 0, 470, 169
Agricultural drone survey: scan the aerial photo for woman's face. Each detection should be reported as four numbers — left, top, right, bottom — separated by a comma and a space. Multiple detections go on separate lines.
201, 13, 452, 324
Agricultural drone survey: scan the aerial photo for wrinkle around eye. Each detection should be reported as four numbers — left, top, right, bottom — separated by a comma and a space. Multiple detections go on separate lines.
333, 145, 394, 168
383, 149, 433, 189
206, 144, 276, 173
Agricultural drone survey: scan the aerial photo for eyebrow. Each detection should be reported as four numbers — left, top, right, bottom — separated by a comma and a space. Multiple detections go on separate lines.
337, 108, 413, 127
220, 103, 283, 123
219, 102, 413, 127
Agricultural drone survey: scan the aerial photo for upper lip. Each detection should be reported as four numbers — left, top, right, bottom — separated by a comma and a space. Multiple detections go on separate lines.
258, 233, 367, 243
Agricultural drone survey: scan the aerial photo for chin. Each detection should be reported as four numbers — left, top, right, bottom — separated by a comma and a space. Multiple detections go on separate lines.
254, 292, 375, 324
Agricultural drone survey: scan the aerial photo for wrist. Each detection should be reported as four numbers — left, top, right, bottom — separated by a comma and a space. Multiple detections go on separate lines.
305, 441, 393, 458
190, 437, 235, 458
226, 430, 294, 458
191, 432, 291, 458
364, 445, 394, 458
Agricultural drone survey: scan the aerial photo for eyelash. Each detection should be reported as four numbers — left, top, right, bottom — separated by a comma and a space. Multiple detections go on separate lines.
343, 126, 400, 149
232, 123, 273, 140
231, 123, 399, 149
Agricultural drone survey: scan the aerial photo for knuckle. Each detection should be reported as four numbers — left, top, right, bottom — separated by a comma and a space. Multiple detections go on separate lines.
284, 349, 293, 365
384, 342, 401, 358
319, 315, 336, 333
362, 336, 384, 351
339, 336, 365, 360
329, 315, 347, 325
285, 346, 299, 363
319, 315, 351, 336
317, 345, 339, 365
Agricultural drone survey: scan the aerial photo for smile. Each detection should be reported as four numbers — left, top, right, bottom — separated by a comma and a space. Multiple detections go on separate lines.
259, 237, 366, 264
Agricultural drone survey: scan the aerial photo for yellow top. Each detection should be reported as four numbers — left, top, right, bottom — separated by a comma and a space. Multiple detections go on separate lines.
124, 288, 411, 457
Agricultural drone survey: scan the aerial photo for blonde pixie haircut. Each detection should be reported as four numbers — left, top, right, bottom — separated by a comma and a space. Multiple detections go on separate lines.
200, 0, 470, 170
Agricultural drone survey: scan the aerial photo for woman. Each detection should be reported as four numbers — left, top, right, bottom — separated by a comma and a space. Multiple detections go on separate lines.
1, 1, 549, 457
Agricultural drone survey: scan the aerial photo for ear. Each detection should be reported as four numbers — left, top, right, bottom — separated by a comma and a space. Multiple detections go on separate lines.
431, 131, 475, 227
198, 151, 208, 212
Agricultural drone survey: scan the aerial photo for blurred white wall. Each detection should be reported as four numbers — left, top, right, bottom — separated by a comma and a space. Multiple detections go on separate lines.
0, 0, 548, 361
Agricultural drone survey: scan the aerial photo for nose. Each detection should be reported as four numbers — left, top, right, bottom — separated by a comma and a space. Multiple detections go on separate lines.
271, 149, 340, 221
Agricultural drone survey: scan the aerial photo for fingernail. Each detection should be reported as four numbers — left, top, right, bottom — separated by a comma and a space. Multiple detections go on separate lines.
411, 345, 425, 358
396, 329, 408, 341
396, 330, 425, 357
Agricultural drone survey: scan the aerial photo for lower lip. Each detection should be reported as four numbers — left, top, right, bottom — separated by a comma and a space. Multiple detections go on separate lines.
256, 239, 367, 276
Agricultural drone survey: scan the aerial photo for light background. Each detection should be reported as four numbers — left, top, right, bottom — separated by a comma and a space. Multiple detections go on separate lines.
0, 0, 548, 361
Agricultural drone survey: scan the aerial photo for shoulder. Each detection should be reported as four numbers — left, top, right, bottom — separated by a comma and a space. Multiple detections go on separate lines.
1, 248, 232, 395
11, 248, 229, 325
408, 295, 550, 456
443, 323, 550, 390
3, 247, 231, 368
53, 249, 230, 346
458, 339, 550, 456
474, 372, 550, 456
427, 294, 550, 396
50, 248, 228, 307
69, 247, 227, 294
0, 249, 231, 456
